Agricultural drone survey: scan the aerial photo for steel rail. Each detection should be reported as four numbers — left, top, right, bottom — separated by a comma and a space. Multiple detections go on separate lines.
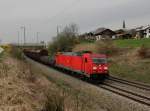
103, 83, 150, 100
109, 76, 150, 91
100, 84, 150, 106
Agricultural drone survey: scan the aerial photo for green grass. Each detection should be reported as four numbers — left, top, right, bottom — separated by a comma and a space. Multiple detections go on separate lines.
0, 52, 5, 62
114, 38, 150, 48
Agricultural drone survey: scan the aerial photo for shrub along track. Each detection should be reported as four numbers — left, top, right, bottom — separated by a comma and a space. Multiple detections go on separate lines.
23, 53, 150, 107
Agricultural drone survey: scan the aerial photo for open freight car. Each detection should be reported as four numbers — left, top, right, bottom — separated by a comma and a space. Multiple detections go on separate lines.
55, 51, 109, 80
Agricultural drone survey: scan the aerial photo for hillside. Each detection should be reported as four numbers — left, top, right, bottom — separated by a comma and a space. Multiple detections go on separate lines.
73, 39, 150, 84
114, 38, 150, 48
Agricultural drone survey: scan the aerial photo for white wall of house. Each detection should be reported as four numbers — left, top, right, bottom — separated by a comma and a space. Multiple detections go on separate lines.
112, 35, 116, 39
96, 35, 102, 40
0, 47, 4, 53
145, 28, 150, 38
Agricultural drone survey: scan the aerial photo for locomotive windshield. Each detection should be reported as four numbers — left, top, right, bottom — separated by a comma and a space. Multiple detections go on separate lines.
92, 58, 107, 64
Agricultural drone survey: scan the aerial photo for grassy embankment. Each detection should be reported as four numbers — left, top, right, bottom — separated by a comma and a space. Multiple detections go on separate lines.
114, 38, 150, 48
0, 47, 48, 111
0, 52, 3, 61
73, 38, 150, 84
1, 45, 148, 111
0, 46, 105, 111
0, 47, 64, 111
0, 47, 4, 61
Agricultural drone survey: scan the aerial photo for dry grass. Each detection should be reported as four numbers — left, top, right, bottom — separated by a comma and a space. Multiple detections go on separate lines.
109, 47, 150, 83
138, 45, 150, 58
0, 51, 99, 111
73, 40, 120, 57
95, 40, 119, 56
73, 41, 150, 84
72, 43, 97, 53
42, 91, 64, 111
0, 55, 54, 111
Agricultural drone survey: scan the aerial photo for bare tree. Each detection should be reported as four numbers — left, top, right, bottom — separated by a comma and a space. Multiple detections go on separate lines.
48, 23, 80, 54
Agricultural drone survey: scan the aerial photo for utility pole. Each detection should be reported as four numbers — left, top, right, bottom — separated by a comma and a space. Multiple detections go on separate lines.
17, 31, 20, 46
123, 20, 126, 29
57, 25, 62, 36
36, 32, 39, 44
57, 26, 59, 36
21, 26, 26, 45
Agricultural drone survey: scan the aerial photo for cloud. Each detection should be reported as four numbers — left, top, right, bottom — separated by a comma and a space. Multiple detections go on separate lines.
0, 0, 150, 43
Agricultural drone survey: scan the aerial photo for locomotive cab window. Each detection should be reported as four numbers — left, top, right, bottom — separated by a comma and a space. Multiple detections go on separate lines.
92, 58, 107, 64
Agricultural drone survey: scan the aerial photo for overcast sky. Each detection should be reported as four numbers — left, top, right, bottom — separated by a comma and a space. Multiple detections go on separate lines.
0, 0, 150, 43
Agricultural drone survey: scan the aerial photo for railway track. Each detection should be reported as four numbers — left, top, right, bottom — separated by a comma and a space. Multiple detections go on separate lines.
99, 76, 150, 106
108, 76, 150, 91
99, 83, 150, 106
24, 53, 150, 107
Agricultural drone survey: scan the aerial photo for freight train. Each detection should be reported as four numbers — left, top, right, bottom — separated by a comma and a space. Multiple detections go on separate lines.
24, 49, 109, 80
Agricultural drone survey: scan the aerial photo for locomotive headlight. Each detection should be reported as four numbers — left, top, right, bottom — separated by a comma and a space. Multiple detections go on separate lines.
93, 66, 97, 70
104, 66, 108, 70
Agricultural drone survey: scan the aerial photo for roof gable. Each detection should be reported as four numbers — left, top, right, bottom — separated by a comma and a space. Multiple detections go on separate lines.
92, 27, 115, 35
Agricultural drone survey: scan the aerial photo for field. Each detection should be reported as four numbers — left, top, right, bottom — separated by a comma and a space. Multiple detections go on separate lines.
114, 38, 150, 48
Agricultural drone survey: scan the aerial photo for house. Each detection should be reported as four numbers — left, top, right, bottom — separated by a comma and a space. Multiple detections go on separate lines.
115, 29, 136, 39
79, 27, 116, 41
136, 25, 150, 39
79, 32, 95, 41
92, 28, 116, 40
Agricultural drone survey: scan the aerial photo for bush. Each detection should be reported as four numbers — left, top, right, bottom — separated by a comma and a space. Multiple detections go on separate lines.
138, 45, 150, 58
96, 39, 119, 56
42, 91, 64, 111
72, 43, 97, 53
9, 45, 24, 60
48, 24, 80, 54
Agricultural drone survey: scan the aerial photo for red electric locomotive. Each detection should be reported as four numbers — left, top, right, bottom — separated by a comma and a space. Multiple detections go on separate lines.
55, 51, 109, 80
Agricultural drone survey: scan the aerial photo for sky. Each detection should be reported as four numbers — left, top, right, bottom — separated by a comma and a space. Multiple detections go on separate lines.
0, 0, 150, 43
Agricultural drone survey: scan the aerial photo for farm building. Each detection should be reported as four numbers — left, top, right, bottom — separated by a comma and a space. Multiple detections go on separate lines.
80, 28, 116, 41
93, 28, 116, 40
115, 29, 136, 39
136, 25, 150, 39
79, 32, 95, 41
